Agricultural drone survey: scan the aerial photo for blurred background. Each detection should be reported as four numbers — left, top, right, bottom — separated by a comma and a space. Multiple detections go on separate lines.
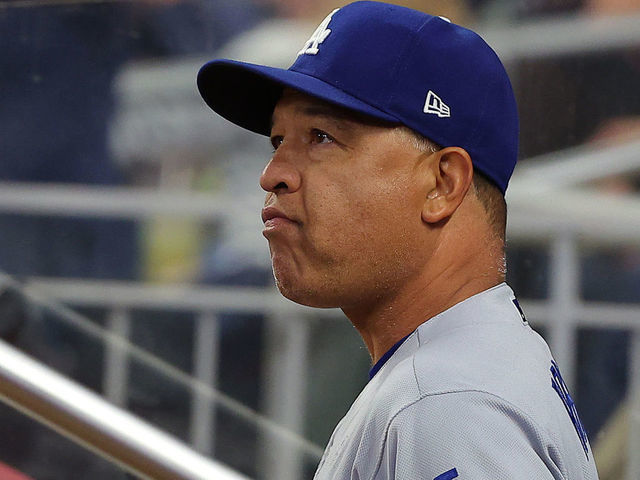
0, 0, 639, 478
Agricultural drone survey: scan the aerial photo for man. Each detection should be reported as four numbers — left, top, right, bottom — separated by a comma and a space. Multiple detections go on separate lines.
197, 1, 600, 478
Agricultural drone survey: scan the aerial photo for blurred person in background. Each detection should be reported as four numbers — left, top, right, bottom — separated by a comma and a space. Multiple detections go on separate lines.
515, 0, 640, 157
0, 0, 263, 281
507, 0, 640, 444
0, 5, 137, 477
578, 174, 640, 442
0, 3, 137, 281
0, 1, 263, 477
576, 1, 640, 438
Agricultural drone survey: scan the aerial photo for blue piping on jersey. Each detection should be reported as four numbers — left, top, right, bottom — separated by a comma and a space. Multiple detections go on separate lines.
550, 360, 590, 458
369, 333, 412, 380
434, 468, 459, 480
512, 298, 527, 323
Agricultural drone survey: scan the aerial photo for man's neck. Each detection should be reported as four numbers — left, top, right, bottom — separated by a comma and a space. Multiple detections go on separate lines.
343, 262, 503, 364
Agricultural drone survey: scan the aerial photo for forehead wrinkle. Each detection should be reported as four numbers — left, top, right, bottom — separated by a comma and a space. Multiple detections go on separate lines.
271, 103, 354, 133
298, 105, 354, 130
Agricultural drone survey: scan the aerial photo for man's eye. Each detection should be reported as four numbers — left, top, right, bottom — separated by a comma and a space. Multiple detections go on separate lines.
311, 129, 334, 144
270, 135, 284, 151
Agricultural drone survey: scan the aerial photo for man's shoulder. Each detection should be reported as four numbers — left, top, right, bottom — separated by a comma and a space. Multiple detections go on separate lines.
378, 284, 552, 403
376, 317, 551, 410
359, 334, 598, 479
362, 286, 534, 417
364, 317, 566, 453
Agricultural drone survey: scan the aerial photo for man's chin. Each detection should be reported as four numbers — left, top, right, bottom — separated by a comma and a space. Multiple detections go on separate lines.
274, 276, 341, 309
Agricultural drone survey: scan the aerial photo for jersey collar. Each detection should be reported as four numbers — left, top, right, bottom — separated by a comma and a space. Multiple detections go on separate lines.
367, 283, 518, 382
368, 333, 413, 380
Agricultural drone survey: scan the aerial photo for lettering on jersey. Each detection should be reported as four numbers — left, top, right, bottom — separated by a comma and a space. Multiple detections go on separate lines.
434, 468, 458, 480
297, 8, 340, 56
550, 361, 590, 458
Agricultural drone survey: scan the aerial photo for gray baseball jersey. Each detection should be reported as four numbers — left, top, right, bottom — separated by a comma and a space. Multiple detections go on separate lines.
314, 283, 599, 479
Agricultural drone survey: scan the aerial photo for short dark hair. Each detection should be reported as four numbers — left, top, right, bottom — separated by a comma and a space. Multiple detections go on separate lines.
472, 170, 507, 242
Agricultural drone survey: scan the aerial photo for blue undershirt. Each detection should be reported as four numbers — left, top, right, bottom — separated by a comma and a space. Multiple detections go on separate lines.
368, 333, 412, 380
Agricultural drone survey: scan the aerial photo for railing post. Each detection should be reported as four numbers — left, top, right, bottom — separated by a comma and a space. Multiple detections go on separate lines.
549, 230, 579, 392
190, 312, 220, 456
103, 308, 131, 407
259, 309, 310, 480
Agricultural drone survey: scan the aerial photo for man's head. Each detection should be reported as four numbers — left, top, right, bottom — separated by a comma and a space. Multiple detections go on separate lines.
198, 1, 518, 307
260, 89, 505, 308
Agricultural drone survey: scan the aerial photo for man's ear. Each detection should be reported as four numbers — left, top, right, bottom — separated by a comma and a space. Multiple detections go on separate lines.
421, 147, 473, 224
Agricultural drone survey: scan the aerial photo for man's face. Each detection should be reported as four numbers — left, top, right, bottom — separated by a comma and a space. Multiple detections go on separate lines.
261, 90, 434, 309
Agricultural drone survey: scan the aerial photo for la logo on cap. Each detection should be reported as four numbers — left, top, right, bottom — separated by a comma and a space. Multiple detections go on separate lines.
298, 8, 340, 56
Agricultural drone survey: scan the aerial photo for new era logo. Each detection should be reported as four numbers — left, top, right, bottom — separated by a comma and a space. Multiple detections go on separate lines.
423, 90, 451, 118
298, 8, 340, 56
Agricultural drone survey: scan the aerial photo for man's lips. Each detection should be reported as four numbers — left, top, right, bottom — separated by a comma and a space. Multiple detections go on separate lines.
261, 206, 299, 230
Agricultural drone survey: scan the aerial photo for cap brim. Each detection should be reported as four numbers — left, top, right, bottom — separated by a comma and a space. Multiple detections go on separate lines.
197, 59, 399, 136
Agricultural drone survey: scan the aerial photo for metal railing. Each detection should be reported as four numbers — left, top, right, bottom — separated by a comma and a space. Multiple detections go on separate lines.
0, 272, 325, 478
17, 275, 327, 479
0, 325, 248, 480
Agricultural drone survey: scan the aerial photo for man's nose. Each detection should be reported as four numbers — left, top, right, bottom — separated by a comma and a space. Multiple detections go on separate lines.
259, 149, 302, 194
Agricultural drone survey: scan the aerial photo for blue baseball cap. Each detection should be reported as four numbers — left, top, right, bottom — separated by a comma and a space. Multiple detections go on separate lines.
197, 0, 519, 193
